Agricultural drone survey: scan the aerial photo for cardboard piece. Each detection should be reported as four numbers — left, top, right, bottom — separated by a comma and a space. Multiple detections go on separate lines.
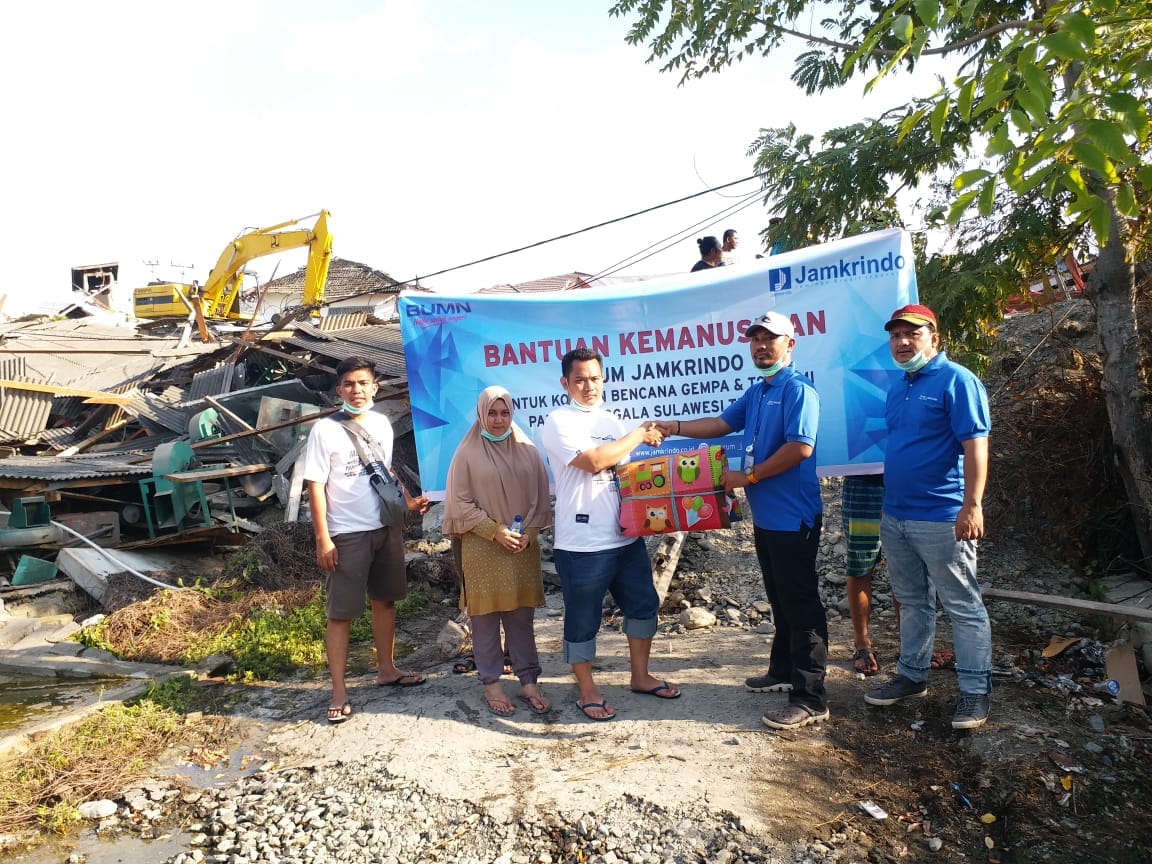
1042, 635, 1081, 658
1104, 643, 1146, 706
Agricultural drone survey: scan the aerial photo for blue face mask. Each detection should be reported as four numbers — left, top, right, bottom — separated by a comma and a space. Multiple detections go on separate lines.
894, 350, 930, 373
342, 400, 373, 415
481, 429, 513, 443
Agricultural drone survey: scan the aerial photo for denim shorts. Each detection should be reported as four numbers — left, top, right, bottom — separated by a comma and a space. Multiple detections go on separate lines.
554, 538, 658, 664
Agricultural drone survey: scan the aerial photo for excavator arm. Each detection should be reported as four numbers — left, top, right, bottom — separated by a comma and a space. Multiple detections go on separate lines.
199, 210, 333, 320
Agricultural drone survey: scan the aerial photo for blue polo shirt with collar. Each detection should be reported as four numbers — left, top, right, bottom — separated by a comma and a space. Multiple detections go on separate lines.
883, 351, 990, 522
721, 364, 821, 531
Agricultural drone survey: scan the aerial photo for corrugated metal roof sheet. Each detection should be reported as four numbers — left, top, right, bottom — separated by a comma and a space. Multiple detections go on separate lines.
479, 272, 596, 294
0, 454, 151, 481
318, 311, 368, 331
0, 318, 223, 392
188, 362, 237, 402
0, 357, 54, 443
121, 386, 189, 435
277, 322, 407, 382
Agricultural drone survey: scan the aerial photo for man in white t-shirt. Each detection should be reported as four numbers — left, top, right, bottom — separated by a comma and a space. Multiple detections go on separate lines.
541, 348, 680, 721
303, 356, 430, 725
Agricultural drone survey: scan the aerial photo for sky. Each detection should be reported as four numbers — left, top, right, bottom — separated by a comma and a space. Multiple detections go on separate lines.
1, 1, 950, 316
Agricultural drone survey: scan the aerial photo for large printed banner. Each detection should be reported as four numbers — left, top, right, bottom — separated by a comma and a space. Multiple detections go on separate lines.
400, 227, 917, 498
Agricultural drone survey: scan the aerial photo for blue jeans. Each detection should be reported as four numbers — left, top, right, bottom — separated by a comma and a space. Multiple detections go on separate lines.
555, 539, 658, 664
880, 514, 992, 695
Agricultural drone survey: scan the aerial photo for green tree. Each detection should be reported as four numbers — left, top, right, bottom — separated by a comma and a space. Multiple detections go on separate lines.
612, 0, 1152, 563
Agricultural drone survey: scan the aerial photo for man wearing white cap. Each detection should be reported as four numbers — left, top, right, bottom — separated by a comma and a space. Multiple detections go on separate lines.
656, 310, 827, 730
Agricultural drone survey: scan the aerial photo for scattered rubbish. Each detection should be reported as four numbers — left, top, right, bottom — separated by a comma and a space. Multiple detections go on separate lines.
1061, 775, 1074, 791
1087, 714, 1106, 732
1042, 635, 1081, 658
980, 813, 997, 825
1105, 644, 1147, 706
858, 800, 888, 820
1049, 750, 1085, 774
984, 836, 996, 849
1085, 741, 1105, 754
927, 837, 943, 852
1093, 679, 1121, 698
950, 783, 974, 809
910, 720, 924, 732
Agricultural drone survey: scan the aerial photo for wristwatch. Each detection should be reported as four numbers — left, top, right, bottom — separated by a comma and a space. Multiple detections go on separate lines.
744, 465, 759, 484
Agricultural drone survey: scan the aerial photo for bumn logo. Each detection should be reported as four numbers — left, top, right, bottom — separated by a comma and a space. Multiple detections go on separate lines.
768, 267, 792, 293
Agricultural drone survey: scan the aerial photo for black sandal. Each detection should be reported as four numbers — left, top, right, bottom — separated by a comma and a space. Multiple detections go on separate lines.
853, 647, 880, 676
453, 655, 477, 674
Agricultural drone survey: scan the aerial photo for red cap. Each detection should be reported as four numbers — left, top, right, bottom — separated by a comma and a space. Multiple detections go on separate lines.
884, 303, 937, 331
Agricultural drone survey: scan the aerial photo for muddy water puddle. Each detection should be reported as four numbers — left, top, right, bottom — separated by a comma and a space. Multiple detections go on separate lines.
0, 675, 107, 732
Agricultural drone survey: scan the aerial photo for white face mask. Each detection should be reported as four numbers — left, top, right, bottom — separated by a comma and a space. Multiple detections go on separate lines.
759, 357, 788, 378
567, 396, 602, 412
894, 350, 930, 373
342, 399, 373, 415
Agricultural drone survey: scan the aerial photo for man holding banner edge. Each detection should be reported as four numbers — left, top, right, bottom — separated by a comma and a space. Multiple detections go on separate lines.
656, 310, 829, 731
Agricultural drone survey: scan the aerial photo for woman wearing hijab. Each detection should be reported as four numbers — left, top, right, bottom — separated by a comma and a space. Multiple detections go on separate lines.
444, 386, 553, 717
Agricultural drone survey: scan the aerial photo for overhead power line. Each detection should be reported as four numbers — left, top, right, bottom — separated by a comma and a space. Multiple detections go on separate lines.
312, 172, 767, 309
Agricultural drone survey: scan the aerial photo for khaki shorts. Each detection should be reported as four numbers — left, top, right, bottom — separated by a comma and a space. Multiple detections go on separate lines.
326, 526, 406, 620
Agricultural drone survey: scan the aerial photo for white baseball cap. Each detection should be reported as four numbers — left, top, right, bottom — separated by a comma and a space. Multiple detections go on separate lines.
744, 311, 794, 338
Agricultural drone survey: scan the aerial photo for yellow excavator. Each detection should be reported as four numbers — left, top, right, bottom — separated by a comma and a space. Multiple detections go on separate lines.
133, 210, 333, 328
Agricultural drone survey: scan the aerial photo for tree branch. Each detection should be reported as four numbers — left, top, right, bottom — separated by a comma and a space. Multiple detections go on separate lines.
763, 18, 1044, 59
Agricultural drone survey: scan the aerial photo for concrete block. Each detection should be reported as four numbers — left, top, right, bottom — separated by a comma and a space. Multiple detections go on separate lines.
54, 548, 192, 603
0, 617, 39, 649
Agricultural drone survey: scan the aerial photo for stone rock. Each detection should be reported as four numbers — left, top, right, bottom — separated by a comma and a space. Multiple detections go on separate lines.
77, 800, 118, 820
724, 607, 743, 624
751, 600, 771, 615
756, 621, 775, 635
195, 654, 235, 677
696, 587, 714, 604
679, 608, 717, 629
435, 620, 469, 660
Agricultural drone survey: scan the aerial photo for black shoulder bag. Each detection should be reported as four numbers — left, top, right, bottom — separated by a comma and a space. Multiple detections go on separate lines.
336, 415, 408, 528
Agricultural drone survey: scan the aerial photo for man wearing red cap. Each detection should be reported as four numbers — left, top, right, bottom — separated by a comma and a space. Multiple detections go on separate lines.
864, 304, 993, 729
656, 310, 828, 730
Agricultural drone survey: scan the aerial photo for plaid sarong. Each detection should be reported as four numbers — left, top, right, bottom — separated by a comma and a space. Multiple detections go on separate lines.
842, 475, 884, 579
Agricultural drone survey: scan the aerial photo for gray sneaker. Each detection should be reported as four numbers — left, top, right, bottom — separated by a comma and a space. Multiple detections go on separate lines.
864, 674, 929, 706
951, 693, 990, 729
745, 672, 792, 693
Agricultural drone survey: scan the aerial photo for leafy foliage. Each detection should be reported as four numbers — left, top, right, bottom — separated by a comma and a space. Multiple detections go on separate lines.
610, 0, 1152, 356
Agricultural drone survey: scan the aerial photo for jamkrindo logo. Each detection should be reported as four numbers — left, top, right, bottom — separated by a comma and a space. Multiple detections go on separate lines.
793, 251, 906, 286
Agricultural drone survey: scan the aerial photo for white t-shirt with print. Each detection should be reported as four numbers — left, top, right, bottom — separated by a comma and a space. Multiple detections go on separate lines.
302, 411, 395, 537
541, 405, 632, 553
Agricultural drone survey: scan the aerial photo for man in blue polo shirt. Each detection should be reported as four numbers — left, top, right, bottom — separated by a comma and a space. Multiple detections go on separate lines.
657, 310, 827, 730
864, 303, 993, 729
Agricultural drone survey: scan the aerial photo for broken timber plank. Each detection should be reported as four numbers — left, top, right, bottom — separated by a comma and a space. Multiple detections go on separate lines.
982, 586, 1152, 623
286, 446, 309, 522
0, 379, 133, 405
651, 532, 686, 604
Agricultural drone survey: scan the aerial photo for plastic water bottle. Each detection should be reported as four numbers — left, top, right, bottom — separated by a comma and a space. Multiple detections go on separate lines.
510, 515, 524, 536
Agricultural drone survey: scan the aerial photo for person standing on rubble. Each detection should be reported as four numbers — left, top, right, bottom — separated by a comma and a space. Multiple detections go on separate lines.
443, 385, 553, 717
304, 356, 430, 725
863, 304, 993, 730
655, 310, 828, 731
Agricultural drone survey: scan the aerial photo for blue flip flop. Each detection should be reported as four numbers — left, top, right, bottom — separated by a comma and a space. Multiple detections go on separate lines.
631, 680, 681, 699
576, 700, 617, 721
